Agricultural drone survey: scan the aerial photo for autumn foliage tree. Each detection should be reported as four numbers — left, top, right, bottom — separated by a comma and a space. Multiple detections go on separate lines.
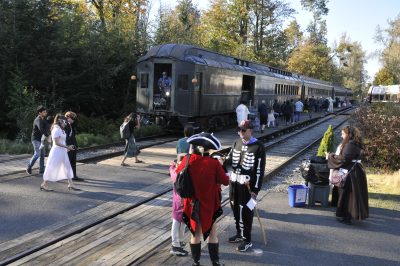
373, 67, 398, 85
351, 104, 400, 171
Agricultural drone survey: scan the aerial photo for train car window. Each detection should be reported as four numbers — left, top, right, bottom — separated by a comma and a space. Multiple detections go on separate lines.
140, 73, 149, 88
178, 74, 189, 90
195, 72, 202, 90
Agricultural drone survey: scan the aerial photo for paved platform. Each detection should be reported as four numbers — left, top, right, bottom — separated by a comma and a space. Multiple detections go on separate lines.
144, 175, 400, 266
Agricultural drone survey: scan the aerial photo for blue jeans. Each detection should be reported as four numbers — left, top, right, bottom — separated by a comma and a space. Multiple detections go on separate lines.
28, 140, 45, 172
294, 111, 301, 122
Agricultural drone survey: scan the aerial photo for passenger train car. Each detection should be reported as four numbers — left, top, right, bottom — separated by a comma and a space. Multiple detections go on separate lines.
368, 85, 400, 103
136, 44, 353, 128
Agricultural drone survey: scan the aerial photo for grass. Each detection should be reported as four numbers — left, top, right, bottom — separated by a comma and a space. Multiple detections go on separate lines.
367, 170, 400, 211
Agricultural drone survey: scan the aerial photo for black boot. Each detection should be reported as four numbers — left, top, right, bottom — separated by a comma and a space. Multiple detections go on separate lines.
190, 243, 201, 266
208, 243, 223, 266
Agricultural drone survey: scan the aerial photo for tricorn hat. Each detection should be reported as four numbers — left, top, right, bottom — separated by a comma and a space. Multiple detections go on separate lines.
187, 132, 221, 150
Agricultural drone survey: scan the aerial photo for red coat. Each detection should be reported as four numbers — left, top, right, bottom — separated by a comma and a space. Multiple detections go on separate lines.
176, 153, 229, 240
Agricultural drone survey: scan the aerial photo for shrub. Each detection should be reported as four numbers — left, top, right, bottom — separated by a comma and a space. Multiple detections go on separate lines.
0, 139, 33, 154
75, 114, 120, 137
351, 103, 400, 171
134, 124, 163, 138
75, 124, 163, 148
317, 125, 334, 157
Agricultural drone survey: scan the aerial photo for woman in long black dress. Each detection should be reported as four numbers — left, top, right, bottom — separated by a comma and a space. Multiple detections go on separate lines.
326, 126, 369, 225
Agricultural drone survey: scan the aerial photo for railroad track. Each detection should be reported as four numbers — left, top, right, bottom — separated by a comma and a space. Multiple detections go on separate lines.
0, 134, 178, 179
0, 108, 354, 265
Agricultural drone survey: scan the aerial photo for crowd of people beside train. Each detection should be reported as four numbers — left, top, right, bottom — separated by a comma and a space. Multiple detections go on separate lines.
238, 96, 352, 133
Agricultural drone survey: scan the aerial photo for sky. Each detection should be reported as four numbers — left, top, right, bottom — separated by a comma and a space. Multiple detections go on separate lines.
154, 0, 400, 82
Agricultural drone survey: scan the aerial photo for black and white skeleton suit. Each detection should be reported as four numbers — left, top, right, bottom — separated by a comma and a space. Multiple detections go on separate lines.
225, 137, 266, 242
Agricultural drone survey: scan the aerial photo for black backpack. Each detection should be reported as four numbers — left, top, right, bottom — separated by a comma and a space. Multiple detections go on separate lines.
174, 154, 194, 198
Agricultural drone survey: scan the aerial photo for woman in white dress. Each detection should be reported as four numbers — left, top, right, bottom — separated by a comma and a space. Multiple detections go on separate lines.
41, 114, 78, 191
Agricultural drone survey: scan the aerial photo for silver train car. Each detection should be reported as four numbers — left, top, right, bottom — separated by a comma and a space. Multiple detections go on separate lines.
136, 44, 353, 129
368, 85, 400, 103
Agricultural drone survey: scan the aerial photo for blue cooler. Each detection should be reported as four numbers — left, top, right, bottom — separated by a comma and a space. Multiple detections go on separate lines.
288, 185, 309, 207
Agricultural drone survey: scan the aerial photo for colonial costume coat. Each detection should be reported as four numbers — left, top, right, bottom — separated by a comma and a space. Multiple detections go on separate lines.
176, 153, 229, 240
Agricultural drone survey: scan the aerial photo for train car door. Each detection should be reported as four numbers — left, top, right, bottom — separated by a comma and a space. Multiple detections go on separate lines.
154, 63, 172, 111
301, 84, 306, 100
194, 72, 203, 116
242, 75, 255, 106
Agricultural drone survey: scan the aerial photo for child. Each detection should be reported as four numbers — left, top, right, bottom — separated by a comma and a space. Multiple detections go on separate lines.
169, 161, 189, 256
267, 109, 276, 127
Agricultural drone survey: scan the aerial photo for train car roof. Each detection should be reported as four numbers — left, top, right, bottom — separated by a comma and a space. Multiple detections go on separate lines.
368, 85, 400, 95
138, 44, 333, 87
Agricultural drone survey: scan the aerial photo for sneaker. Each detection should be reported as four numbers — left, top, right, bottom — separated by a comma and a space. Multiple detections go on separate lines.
237, 241, 252, 252
180, 241, 186, 247
170, 246, 188, 256
72, 176, 84, 182
228, 234, 244, 243
26, 167, 32, 175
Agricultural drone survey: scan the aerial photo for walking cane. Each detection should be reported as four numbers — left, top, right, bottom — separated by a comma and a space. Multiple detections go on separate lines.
246, 183, 267, 246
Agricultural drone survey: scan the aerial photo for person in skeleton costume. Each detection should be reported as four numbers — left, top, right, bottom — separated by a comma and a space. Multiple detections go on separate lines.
224, 120, 266, 252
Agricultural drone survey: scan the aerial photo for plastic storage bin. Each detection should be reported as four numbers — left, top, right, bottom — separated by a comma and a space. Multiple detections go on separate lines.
308, 183, 330, 207
288, 184, 309, 207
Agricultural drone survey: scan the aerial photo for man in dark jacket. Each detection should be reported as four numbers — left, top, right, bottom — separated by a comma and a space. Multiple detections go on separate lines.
27, 106, 48, 174
65, 111, 83, 181
272, 99, 280, 126
225, 120, 266, 252
257, 100, 268, 133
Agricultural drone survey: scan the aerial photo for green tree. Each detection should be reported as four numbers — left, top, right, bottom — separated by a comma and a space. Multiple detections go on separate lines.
317, 124, 334, 157
373, 67, 398, 85
250, 0, 295, 66
199, 0, 251, 57
301, 0, 329, 45
376, 14, 400, 82
154, 0, 201, 45
0, 0, 152, 139
199, 0, 294, 65
287, 43, 334, 81
336, 34, 367, 98
284, 20, 303, 55
6, 71, 39, 141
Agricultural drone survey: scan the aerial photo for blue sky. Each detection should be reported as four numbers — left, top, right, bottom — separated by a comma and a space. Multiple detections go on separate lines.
157, 0, 400, 82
